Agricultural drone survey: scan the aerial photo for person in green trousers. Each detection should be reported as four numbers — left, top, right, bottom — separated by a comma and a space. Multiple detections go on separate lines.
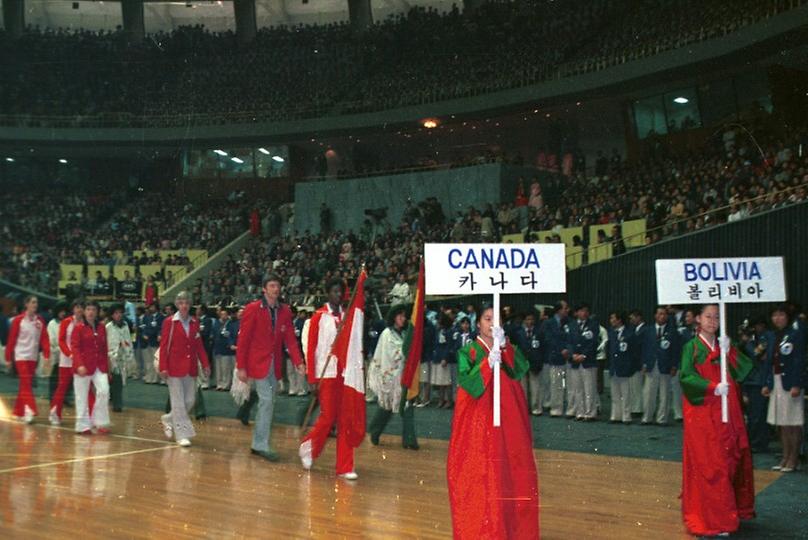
367, 305, 418, 449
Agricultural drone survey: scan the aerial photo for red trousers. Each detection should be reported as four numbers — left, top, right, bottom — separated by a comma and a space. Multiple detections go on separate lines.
14, 360, 37, 417
302, 378, 354, 474
51, 367, 71, 418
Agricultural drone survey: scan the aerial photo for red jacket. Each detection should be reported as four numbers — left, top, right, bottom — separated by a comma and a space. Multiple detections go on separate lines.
5, 314, 50, 363
71, 321, 109, 375
236, 299, 303, 380
158, 314, 210, 377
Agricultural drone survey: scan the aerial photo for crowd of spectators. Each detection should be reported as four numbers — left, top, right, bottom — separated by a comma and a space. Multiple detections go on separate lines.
1, 0, 802, 126
189, 128, 807, 308
0, 188, 255, 295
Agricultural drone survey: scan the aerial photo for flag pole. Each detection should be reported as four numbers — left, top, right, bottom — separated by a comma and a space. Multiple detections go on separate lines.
493, 292, 501, 427
719, 302, 728, 423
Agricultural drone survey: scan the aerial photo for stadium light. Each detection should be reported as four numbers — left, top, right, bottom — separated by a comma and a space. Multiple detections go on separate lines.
5, 157, 14, 162
258, 147, 271, 155
272, 156, 285, 163
58, 158, 68, 164
422, 118, 439, 129
231, 157, 244, 164
213, 149, 228, 156
673, 96, 689, 104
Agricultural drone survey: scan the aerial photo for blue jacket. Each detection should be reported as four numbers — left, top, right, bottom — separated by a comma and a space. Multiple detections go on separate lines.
512, 324, 543, 372
763, 326, 805, 391
541, 315, 569, 367
141, 313, 164, 348
607, 325, 637, 378
631, 322, 650, 372
451, 329, 476, 360
743, 333, 769, 388
212, 318, 237, 356
433, 327, 456, 364
567, 317, 599, 369
198, 315, 214, 348
641, 322, 681, 374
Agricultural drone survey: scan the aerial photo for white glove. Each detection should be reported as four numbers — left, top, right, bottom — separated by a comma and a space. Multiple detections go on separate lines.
488, 347, 502, 369
492, 326, 506, 345
714, 382, 729, 396
719, 336, 731, 352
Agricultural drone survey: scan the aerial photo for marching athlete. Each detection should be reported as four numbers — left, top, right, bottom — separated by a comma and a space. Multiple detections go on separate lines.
159, 291, 210, 447
6, 296, 50, 423
236, 275, 305, 461
71, 301, 111, 434
298, 279, 358, 479
49, 300, 85, 425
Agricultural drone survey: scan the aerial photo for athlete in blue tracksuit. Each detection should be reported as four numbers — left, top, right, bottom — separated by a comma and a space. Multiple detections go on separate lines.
567, 303, 599, 420
607, 311, 637, 424
513, 311, 543, 415
540, 300, 571, 417
640, 306, 680, 425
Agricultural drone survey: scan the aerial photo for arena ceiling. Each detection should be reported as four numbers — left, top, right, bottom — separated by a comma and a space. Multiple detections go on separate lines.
3, 0, 458, 33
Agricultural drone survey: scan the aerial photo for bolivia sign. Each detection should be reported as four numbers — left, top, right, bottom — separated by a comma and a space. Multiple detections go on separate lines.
655, 257, 786, 305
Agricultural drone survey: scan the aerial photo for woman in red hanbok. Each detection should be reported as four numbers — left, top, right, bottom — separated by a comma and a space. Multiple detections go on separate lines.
447, 306, 539, 539
679, 304, 755, 537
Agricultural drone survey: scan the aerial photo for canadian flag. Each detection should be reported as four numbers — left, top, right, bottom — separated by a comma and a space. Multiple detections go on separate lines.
332, 269, 367, 447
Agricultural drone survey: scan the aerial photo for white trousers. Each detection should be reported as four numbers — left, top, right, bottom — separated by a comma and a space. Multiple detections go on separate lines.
74, 369, 110, 432
528, 371, 542, 412
566, 366, 583, 417
215, 354, 235, 389
670, 375, 683, 420
642, 366, 671, 424
629, 371, 644, 414
539, 366, 551, 409
610, 376, 632, 423
549, 365, 566, 416
143, 346, 159, 383
581, 367, 598, 419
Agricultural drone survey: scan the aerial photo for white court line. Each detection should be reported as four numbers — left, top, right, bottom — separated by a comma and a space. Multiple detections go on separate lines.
0, 416, 175, 445
0, 445, 171, 474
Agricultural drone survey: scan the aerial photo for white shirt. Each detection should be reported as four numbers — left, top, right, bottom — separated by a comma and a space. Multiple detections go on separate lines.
60, 317, 79, 367
14, 314, 44, 362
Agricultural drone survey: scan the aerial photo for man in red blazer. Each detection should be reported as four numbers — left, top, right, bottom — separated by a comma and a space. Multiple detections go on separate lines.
159, 291, 210, 447
71, 300, 111, 434
237, 274, 305, 461
5, 295, 50, 423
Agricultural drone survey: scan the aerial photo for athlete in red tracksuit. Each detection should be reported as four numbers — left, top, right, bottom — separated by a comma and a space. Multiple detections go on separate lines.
5, 296, 50, 422
49, 300, 86, 425
298, 279, 357, 479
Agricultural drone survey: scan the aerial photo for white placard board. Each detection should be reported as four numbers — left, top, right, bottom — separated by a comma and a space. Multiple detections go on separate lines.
655, 257, 786, 305
424, 243, 567, 295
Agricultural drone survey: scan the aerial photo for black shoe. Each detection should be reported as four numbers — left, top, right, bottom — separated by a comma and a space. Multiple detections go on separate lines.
250, 448, 279, 462
370, 433, 380, 446
403, 442, 420, 450
237, 413, 249, 426
196, 414, 207, 421
113, 407, 123, 413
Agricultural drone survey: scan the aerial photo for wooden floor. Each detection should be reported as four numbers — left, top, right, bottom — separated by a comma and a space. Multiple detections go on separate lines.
0, 396, 780, 539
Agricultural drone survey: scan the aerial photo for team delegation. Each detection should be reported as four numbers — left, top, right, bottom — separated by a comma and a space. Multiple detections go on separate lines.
5, 279, 805, 538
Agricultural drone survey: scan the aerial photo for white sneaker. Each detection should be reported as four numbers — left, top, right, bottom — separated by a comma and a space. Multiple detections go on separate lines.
297, 390, 308, 396
339, 471, 358, 480
161, 417, 173, 440
178, 439, 191, 447
299, 440, 313, 470
49, 407, 61, 426
23, 406, 35, 424
531, 408, 541, 416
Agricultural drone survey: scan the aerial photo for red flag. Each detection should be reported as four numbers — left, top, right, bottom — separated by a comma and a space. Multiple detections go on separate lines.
400, 259, 425, 401
332, 269, 367, 447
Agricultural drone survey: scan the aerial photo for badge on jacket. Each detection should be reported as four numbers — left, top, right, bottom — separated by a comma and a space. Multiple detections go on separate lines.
780, 340, 793, 356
